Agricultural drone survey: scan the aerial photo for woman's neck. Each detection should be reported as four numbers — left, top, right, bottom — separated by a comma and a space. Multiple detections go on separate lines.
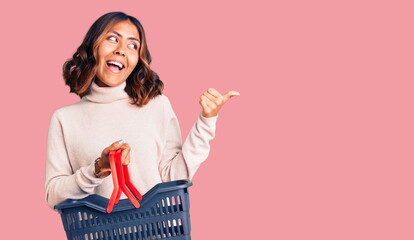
82, 79, 130, 103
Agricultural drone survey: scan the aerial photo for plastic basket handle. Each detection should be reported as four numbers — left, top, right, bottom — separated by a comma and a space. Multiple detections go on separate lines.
115, 150, 140, 208
106, 149, 142, 213
107, 150, 119, 213
123, 165, 143, 201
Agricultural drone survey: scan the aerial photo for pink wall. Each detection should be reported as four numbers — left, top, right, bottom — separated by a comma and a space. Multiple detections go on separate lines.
1, 0, 413, 239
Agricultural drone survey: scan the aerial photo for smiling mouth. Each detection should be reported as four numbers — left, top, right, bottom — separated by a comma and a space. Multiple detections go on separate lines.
106, 61, 125, 73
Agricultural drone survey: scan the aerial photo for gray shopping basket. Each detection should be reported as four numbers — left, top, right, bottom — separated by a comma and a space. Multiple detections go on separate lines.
55, 180, 193, 240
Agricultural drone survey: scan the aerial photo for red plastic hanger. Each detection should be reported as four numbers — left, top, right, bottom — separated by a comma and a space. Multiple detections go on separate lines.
107, 149, 143, 213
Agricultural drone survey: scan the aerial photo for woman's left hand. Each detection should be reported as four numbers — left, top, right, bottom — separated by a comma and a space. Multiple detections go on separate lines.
199, 88, 240, 118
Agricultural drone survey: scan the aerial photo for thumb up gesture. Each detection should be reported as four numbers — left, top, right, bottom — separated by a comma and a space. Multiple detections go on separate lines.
199, 88, 240, 118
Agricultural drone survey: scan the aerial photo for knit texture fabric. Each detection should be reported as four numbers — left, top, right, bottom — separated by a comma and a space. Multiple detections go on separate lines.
45, 80, 218, 209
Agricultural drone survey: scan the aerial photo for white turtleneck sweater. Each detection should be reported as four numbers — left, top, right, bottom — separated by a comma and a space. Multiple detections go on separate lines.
45, 80, 218, 209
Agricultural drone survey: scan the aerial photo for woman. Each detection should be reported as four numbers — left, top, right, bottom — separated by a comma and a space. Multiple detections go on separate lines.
45, 11, 239, 209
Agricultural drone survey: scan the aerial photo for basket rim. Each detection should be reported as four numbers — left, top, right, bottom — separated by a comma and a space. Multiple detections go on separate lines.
54, 179, 192, 213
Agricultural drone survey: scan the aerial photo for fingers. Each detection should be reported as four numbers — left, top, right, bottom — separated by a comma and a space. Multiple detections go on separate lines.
200, 95, 215, 109
205, 88, 240, 104
201, 88, 240, 106
119, 143, 131, 166
223, 90, 240, 102
199, 88, 239, 118
207, 88, 222, 98
102, 141, 123, 155
199, 98, 211, 112
206, 88, 225, 105
200, 95, 218, 118
103, 140, 131, 166
202, 88, 222, 110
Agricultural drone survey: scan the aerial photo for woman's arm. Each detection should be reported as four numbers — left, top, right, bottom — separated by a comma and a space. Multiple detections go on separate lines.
44, 111, 104, 209
158, 100, 218, 181
158, 88, 238, 181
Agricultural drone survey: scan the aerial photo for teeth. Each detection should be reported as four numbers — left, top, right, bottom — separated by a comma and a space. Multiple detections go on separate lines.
107, 61, 124, 69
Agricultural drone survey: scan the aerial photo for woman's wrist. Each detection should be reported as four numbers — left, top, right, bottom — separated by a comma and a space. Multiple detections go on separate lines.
94, 157, 111, 178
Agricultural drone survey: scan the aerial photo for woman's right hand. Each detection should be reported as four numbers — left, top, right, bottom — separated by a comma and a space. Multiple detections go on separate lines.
98, 140, 131, 169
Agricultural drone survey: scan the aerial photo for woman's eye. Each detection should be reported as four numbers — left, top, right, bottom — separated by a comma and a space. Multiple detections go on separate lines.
107, 36, 138, 49
128, 43, 138, 49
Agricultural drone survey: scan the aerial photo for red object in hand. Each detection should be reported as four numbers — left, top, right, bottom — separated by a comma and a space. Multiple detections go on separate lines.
106, 149, 142, 213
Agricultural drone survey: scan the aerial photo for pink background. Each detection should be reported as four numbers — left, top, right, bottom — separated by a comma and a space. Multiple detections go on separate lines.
1, 0, 413, 239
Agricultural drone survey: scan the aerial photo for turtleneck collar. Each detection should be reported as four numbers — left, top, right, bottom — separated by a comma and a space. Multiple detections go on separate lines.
82, 80, 130, 103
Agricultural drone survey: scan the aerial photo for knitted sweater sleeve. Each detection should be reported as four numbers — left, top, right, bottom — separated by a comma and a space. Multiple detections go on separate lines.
44, 110, 104, 210
158, 96, 218, 181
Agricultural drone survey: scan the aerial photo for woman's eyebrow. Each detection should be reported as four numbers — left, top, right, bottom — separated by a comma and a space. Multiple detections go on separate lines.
109, 31, 140, 43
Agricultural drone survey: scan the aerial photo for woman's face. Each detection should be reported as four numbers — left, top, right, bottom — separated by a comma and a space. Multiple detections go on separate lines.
95, 20, 140, 87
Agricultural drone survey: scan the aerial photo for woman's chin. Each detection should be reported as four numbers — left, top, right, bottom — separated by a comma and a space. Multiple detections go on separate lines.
95, 78, 125, 87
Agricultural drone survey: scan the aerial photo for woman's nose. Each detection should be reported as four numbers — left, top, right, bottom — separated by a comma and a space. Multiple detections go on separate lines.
114, 49, 125, 56
114, 45, 126, 56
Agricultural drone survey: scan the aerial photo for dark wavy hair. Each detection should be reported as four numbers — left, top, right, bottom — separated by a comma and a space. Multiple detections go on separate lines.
63, 12, 163, 107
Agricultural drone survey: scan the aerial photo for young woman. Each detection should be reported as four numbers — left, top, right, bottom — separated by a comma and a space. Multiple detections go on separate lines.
45, 11, 239, 209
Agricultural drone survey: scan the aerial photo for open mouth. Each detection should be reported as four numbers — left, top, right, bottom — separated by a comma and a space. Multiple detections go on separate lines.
106, 60, 125, 73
